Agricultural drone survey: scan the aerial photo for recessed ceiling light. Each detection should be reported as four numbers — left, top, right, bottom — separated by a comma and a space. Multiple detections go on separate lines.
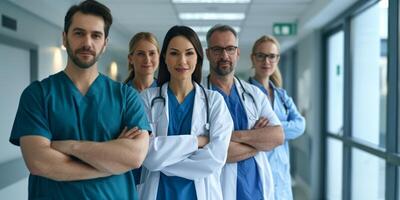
173, 0, 250, 3
179, 13, 245, 20
191, 26, 212, 32
191, 26, 240, 33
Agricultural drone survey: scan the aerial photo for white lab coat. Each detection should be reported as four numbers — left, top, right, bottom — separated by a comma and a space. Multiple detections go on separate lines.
203, 77, 281, 200
138, 82, 233, 200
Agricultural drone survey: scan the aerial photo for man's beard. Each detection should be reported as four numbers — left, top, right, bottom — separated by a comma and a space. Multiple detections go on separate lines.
65, 39, 104, 69
212, 60, 234, 76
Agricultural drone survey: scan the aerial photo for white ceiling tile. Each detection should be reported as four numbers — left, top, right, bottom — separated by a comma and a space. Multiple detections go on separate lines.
7, 0, 356, 53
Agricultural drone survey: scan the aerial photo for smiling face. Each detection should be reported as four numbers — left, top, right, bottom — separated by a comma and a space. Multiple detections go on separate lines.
128, 39, 159, 77
63, 12, 107, 69
251, 41, 280, 78
165, 36, 198, 82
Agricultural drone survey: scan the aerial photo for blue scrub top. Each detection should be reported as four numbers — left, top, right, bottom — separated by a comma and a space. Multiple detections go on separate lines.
10, 71, 151, 200
127, 79, 158, 185
157, 87, 197, 200
212, 85, 263, 200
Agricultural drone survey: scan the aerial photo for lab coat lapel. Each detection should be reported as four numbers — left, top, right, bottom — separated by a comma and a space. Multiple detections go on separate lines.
157, 83, 169, 137
190, 83, 207, 136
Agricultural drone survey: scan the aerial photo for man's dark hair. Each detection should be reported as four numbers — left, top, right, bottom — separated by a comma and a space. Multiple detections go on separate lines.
64, 0, 113, 38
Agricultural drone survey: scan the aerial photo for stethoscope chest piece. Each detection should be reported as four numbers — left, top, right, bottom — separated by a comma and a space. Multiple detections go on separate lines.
204, 123, 210, 131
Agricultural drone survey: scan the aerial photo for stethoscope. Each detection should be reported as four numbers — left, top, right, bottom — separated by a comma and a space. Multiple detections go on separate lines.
248, 77, 289, 115
150, 83, 210, 130
207, 75, 257, 111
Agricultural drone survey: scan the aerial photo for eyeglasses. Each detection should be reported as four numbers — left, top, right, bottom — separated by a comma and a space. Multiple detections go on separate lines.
209, 46, 238, 56
254, 53, 280, 63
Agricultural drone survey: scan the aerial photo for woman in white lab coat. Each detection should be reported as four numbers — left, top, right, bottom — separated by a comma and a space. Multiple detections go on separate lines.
138, 25, 233, 200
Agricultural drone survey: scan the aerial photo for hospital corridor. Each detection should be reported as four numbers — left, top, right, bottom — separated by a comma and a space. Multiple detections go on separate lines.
0, 0, 399, 199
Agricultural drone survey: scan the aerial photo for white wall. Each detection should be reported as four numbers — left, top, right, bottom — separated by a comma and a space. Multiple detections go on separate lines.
0, 43, 30, 164
0, 178, 28, 200
0, 1, 129, 81
0, 1, 65, 79
291, 30, 323, 200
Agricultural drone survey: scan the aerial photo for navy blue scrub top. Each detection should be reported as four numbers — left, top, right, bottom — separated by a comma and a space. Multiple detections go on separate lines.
156, 87, 197, 200
10, 71, 151, 200
212, 85, 263, 200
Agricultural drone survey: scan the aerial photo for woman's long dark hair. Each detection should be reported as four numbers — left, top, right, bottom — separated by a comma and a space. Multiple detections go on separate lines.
157, 25, 203, 86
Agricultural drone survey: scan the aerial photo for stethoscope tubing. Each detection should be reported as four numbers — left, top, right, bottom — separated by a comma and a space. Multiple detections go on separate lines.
207, 75, 257, 110
150, 82, 210, 130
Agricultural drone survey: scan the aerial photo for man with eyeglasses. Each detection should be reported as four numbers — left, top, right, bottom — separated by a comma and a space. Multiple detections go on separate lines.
204, 24, 284, 200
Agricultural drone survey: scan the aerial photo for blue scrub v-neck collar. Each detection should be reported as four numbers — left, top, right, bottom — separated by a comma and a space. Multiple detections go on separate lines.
60, 71, 102, 98
248, 77, 277, 97
212, 83, 237, 99
167, 86, 195, 107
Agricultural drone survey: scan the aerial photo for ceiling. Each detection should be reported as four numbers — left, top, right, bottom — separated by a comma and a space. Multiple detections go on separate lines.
7, 0, 356, 56
104, 0, 312, 44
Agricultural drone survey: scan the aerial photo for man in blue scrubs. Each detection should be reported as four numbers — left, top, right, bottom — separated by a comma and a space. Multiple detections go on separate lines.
9, 1, 150, 199
205, 24, 284, 199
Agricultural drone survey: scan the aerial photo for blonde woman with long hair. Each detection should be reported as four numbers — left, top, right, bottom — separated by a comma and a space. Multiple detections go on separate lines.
248, 35, 306, 200
125, 32, 160, 92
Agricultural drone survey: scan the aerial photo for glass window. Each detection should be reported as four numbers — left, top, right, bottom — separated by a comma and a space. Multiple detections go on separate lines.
327, 30, 344, 135
326, 138, 343, 199
351, 148, 385, 200
351, 1, 388, 148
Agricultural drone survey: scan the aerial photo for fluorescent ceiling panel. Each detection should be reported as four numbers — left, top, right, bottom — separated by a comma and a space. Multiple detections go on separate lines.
179, 13, 245, 20
191, 26, 241, 32
173, 0, 250, 3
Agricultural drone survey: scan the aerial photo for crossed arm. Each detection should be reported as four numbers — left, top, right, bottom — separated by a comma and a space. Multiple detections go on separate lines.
20, 127, 149, 181
226, 117, 284, 163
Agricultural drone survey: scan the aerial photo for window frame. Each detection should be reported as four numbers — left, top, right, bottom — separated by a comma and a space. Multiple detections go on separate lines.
322, 0, 400, 199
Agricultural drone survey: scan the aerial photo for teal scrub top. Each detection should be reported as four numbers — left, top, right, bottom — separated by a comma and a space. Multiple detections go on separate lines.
156, 87, 197, 200
10, 71, 151, 200
127, 79, 157, 91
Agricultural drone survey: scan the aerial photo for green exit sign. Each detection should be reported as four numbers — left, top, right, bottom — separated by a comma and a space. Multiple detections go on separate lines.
273, 23, 297, 36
